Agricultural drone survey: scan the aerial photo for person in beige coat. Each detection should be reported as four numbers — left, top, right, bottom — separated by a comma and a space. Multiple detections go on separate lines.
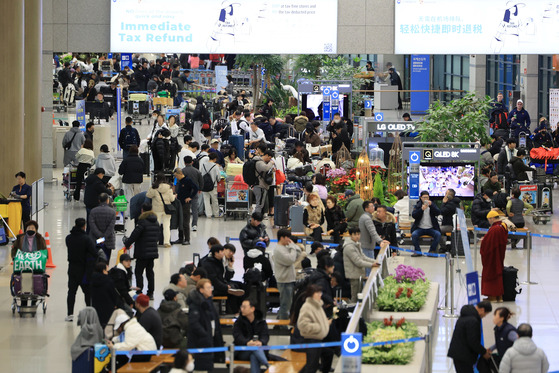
146, 172, 176, 247
343, 227, 378, 302
297, 284, 333, 373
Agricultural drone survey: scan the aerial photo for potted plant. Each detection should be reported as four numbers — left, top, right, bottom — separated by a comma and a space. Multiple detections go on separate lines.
362, 317, 420, 365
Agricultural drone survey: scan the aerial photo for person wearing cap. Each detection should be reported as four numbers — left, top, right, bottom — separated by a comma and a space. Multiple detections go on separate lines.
163, 273, 189, 308
508, 99, 531, 138
208, 138, 225, 168
344, 190, 364, 229
243, 240, 274, 285
480, 210, 509, 303
135, 293, 163, 348
239, 212, 270, 253
106, 313, 157, 368
108, 253, 136, 312
158, 289, 189, 348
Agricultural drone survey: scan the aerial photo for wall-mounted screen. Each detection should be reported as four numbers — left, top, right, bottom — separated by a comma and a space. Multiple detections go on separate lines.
111, 0, 338, 54
419, 163, 475, 198
395, 0, 559, 54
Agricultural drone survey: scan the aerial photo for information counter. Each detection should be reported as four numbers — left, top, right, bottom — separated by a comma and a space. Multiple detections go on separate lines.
373, 83, 399, 110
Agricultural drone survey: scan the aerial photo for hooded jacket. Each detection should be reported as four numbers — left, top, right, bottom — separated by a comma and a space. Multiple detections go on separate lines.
499, 337, 549, 373
471, 193, 493, 227
158, 300, 188, 348
243, 248, 274, 284
297, 297, 329, 340
124, 211, 160, 259
510, 156, 535, 182
70, 307, 104, 361
162, 283, 188, 308
95, 153, 116, 177
345, 194, 364, 229
113, 317, 157, 351
440, 197, 462, 227
447, 305, 486, 364
239, 221, 269, 252
293, 115, 309, 133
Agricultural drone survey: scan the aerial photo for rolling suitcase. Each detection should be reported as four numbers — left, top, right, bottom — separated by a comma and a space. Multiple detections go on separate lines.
502, 266, 521, 301
289, 205, 305, 233
32, 274, 48, 296
140, 152, 150, 175
274, 195, 295, 227
229, 135, 245, 161
0, 225, 7, 245
72, 347, 94, 373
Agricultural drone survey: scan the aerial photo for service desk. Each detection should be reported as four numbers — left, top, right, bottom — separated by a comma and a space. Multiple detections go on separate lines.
374, 83, 399, 110
0, 200, 22, 237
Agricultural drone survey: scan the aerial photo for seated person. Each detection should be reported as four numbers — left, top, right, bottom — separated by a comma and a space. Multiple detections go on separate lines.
239, 212, 270, 253
199, 244, 245, 298
157, 289, 189, 348
291, 141, 311, 164
233, 299, 270, 372
308, 256, 336, 317
533, 121, 554, 148
243, 241, 274, 285
108, 254, 135, 314
135, 294, 163, 349
472, 191, 500, 228
411, 191, 441, 256
478, 166, 492, 190
184, 266, 207, 300
510, 149, 536, 182
484, 171, 502, 196
325, 196, 347, 244
162, 273, 189, 308
392, 189, 410, 219
480, 140, 495, 168
106, 314, 157, 369
304, 193, 326, 242
373, 205, 398, 247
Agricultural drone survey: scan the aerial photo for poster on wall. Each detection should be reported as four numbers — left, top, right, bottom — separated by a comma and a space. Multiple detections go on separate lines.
395, 0, 559, 54
111, 0, 337, 54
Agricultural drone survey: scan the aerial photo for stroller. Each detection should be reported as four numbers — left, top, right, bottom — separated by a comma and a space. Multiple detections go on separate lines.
10, 249, 50, 317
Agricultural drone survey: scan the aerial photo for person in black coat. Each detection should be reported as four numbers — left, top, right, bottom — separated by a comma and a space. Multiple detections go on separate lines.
243, 241, 274, 285
510, 149, 536, 182
471, 192, 497, 229
270, 117, 289, 140
239, 212, 270, 253
84, 168, 114, 226
66, 218, 98, 321
135, 294, 163, 348
119, 146, 145, 184
439, 189, 462, 251
199, 245, 232, 297
108, 253, 135, 310
447, 302, 492, 373
90, 261, 121, 328
325, 196, 347, 244
331, 123, 351, 153
489, 135, 504, 157
233, 299, 270, 371
388, 68, 403, 109
124, 203, 160, 298
151, 128, 171, 172
187, 279, 224, 372
411, 191, 442, 255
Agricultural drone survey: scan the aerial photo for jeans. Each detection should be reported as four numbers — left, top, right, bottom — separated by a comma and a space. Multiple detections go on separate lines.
191, 193, 200, 226
411, 228, 441, 252
135, 258, 155, 295
235, 350, 268, 373
277, 282, 294, 320
203, 189, 219, 217
252, 186, 267, 214
362, 248, 374, 276
122, 150, 129, 159
67, 273, 91, 316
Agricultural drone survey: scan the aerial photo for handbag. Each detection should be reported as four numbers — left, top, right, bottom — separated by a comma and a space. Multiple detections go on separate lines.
202, 122, 210, 130
275, 169, 286, 184
158, 191, 176, 215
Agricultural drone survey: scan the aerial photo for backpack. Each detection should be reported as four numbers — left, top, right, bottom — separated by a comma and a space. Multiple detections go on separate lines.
193, 153, 207, 170
242, 158, 260, 187
492, 110, 509, 130
160, 307, 186, 348
202, 164, 216, 192
122, 127, 139, 150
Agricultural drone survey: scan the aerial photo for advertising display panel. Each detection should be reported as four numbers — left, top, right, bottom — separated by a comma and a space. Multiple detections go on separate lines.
111, 0, 337, 53
395, 0, 559, 54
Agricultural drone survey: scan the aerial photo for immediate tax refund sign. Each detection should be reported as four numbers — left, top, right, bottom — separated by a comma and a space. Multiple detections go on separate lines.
111, 0, 337, 54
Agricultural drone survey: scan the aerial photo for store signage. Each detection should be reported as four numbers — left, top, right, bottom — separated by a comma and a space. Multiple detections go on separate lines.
423, 149, 433, 160
111, 0, 338, 53
341, 333, 362, 373
395, 0, 559, 54
369, 121, 416, 132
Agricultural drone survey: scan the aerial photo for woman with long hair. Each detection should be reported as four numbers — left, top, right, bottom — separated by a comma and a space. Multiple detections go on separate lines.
146, 172, 175, 247
304, 193, 325, 242
325, 195, 347, 244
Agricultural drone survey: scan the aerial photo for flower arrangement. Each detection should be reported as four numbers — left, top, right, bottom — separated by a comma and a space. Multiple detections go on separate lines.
362, 319, 420, 365
376, 276, 430, 312
394, 264, 426, 283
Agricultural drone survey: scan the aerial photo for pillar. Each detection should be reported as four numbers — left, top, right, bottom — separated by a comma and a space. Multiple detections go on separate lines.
469, 55, 486, 99
520, 55, 539, 133
41, 0, 54, 182
0, 1, 25, 195
24, 0, 43, 183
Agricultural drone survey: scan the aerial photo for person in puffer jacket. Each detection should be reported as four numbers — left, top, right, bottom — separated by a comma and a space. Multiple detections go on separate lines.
243, 241, 274, 285
239, 212, 270, 253
499, 323, 549, 373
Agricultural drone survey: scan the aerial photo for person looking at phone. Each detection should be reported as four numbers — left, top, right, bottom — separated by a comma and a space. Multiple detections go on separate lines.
232, 299, 270, 373
411, 191, 442, 257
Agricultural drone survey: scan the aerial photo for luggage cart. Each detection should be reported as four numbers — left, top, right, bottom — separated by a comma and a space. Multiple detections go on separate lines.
10, 272, 49, 317
223, 177, 251, 221
62, 166, 86, 201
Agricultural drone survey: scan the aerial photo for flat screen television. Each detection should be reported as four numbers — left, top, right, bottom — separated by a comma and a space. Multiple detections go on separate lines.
419, 163, 475, 198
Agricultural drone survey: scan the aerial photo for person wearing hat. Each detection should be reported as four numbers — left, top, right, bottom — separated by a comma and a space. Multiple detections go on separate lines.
108, 253, 136, 313
239, 212, 270, 253
158, 289, 189, 348
106, 313, 157, 368
508, 99, 532, 138
208, 138, 225, 167
480, 210, 509, 302
243, 240, 274, 285
135, 293, 163, 348
344, 190, 364, 229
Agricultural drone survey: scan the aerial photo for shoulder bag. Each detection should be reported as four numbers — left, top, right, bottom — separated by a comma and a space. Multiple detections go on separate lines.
158, 190, 176, 215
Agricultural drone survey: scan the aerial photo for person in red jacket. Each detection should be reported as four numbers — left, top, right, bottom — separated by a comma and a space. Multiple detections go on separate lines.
480, 211, 509, 302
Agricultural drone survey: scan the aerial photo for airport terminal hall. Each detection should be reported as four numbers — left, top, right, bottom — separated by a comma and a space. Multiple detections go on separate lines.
3, 0, 559, 372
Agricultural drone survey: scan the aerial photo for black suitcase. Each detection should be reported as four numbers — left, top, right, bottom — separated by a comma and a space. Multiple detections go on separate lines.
503, 266, 521, 301
274, 195, 295, 227
128, 101, 149, 115
140, 152, 150, 175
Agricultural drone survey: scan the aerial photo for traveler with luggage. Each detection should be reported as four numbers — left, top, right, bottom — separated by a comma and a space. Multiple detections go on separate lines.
192, 96, 210, 144
70, 307, 104, 362
11, 220, 47, 259
172, 168, 198, 245
146, 172, 175, 248
84, 168, 114, 228
200, 152, 221, 218
182, 155, 203, 231
73, 140, 96, 201
481, 211, 509, 302
118, 145, 145, 202
96, 145, 116, 183
246, 150, 275, 215
88, 193, 116, 262
118, 116, 141, 159
60, 121, 85, 163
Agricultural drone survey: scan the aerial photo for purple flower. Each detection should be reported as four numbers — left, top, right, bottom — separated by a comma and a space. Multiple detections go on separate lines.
327, 168, 347, 178
394, 264, 426, 283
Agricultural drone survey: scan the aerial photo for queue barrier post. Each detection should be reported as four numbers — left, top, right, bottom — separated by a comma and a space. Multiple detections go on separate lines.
473, 229, 478, 273
426, 323, 432, 373
438, 253, 450, 311
111, 346, 116, 373
521, 232, 538, 285
229, 344, 235, 373
443, 255, 459, 318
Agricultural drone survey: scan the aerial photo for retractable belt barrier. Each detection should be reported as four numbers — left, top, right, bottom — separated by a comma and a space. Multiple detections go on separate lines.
473, 227, 529, 237
383, 245, 446, 258
227, 237, 339, 248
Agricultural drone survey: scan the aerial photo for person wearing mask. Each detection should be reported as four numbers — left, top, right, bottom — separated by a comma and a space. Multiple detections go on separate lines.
344, 190, 364, 229
359, 201, 390, 259
273, 229, 305, 320
326, 113, 343, 138
233, 299, 270, 373
507, 187, 533, 249
124, 203, 160, 299
70, 307, 104, 362
88, 193, 116, 261
106, 314, 157, 369
135, 293, 163, 348
239, 212, 270, 253
252, 150, 275, 215
331, 123, 351, 153
96, 145, 116, 182
118, 117, 141, 159
499, 323, 549, 373
169, 350, 195, 373
73, 139, 96, 201
118, 145, 145, 202
200, 152, 221, 219
481, 211, 509, 302
83, 168, 114, 227
447, 301, 493, 373
297, 284, 333, 373
487, 307, 518, 367
439, 189, 461, 251
497, 138, 517, 176
182, 155, 203, 231
65, 218, 97, 322
508, 99, 531, 138
11, 172, 32, 225
392, 189, 410, 219
146, 172, 176, 247
89, 262, 120, 328
344, 227, 378, 302
173, 168, 198, 245
472, 191, 500, 229
186, 279, 225, 372
108, 253, 136, 313
410, 191, 442, 256
325, 195, 347, 244
304, 193, 326, 243
509, 149, 536, 182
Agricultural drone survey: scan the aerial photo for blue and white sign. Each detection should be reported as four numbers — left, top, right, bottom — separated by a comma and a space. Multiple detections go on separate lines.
409, 150, 420, 200
116, 87, 122, 150
466, 271, 480, 305
215, 65, 228, 92
341, 333, 362, 373
364, 100, 372, 109
75, 100, 86, 131
374, 112, 384, 121
323, 87, 332, 122
120, 53, 132, 69
331, 88, 340, 116
410, 55, 430, 114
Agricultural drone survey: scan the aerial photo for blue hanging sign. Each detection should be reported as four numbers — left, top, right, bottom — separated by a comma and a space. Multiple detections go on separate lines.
410, 55, 430, 114
409, 150, 420, 200
76, 100, 86, 131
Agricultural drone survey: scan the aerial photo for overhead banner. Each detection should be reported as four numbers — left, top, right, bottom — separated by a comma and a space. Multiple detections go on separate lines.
111, 0, 338, 54
395, 0, 559, 54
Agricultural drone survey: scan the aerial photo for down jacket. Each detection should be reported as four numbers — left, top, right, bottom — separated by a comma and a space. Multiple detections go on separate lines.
239, 221, 269, 252
88, 203, 116, 252
297, 297, 329, 340
146, 183, 176, 215
499, 337, 549, 373
118, 155, 145, 184
124, 211, 160, 259
112, 317, 157, 351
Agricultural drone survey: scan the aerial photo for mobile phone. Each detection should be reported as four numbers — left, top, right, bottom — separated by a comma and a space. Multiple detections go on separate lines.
252, 335, 258, 341
96, 237, 106, 244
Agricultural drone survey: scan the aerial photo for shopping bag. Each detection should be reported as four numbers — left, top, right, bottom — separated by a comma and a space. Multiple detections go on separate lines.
116, 247, 128, 263
108, 174, 122, 190
13, 249, 48, 273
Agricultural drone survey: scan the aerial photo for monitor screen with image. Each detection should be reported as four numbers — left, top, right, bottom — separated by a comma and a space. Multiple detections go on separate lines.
419, 163, 475, 198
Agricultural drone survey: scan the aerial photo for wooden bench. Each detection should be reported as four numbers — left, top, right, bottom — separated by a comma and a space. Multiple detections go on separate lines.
117, 361, 162, 373
220, 318, 291, 336
266, 350, 306, 373
220, 318, 291, 327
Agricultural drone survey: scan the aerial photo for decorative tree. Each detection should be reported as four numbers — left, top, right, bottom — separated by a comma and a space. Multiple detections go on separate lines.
355, 149, 374, 200
373, 173, 386, 204
387, 134, 403, 193
335, 144, 353, 170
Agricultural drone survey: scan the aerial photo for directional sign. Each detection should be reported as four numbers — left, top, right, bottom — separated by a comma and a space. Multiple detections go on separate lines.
364, 100, 372, 109
331, 90, 339, 100
341, 333, 362, 373
409, 151, 420, 164
322, 87, 331, 95
466, 271, 480, 305
409, 150, 420, 200
374, 112, 384, 121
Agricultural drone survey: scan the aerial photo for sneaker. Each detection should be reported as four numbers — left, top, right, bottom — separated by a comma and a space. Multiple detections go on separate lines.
182, 241, 190, 245
227, 288, 245, 297
192, 225, 197, 231
164, 244, 171, 248
65, 315, 74, 322
171, 239, 183, 244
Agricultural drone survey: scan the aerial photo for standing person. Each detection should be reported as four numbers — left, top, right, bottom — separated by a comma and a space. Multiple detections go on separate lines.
410, 191, 442, 256
62, 121, 86, 166
73, 140, 95, 201
108, 253, 135, 312
359, 201, 389, 260
325, 195, 347, 244
146, 172, 175, 247
447, 301, 493, 373
118, 145, 145, 202
304, 193, 326, 242
89, 261, 120, 328
508, 99, 531, 138
208, 139, 225, 168
507, 187, 533, 249
65, 218, 98, 322
151, 128, 171, 172
343, 227, 378, 303
83, 168, 114, 227
252, 150, 275, 215
273, 229, 305, 320
497, 138, 517, 176
233, 299, 270, 373
480, 211, 509, 302
88, 193, 116, 262
388, 67, 403, 109
200, 152, 221, 218
84, 122, 95, 143
118, 116, 141, 159
488, 307, 518, 366
173, 168, 198, 245
192, 96, 210, 144
135, 294, 163, 348
11, 172, 32, 225
186, 279, 225, 373
297, 285, 333, 373
499, 323, 549, 373
439, 189, 461, 251
182, 155, 203, 231
344, 190, 364, 229
96, 145, 116, 183
124, 202, 160, 299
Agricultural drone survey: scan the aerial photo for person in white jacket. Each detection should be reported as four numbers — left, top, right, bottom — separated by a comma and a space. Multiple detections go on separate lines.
106, 314, 157, 369
393, 189, 410, 220
200, 152, 221, 218
499, 323, 549, 373
95, 145, 117, 180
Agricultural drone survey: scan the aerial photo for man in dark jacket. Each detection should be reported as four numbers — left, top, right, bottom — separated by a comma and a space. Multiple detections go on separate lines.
331, 123, 351, 153
124, 202, 160, 298
89, 193, 116, 262
172, 168, 198, 245
489, 134, 504, 157
471, 191, 500, 229
411, 191, 441, 256
508, 99, 531, 138
497, 138, 517, 176
187, 279, 224, 372
388, 67, 403, 109
158, 289, 189, 348
108, 253, 135, 311
135, 293, 163, 348
447, 301, 492, 373
510, 149, 536, 182
118, 117, 141, 158
90, 261, 121, 328
439, 189, 462, 252
65, 218, 98, 322
239, 212, 270, 253
270, 117, 289, 140
233, 299, 270, 372
199, 244, 244, 297
182, 155, 203, 231
84, 168, 114, 227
